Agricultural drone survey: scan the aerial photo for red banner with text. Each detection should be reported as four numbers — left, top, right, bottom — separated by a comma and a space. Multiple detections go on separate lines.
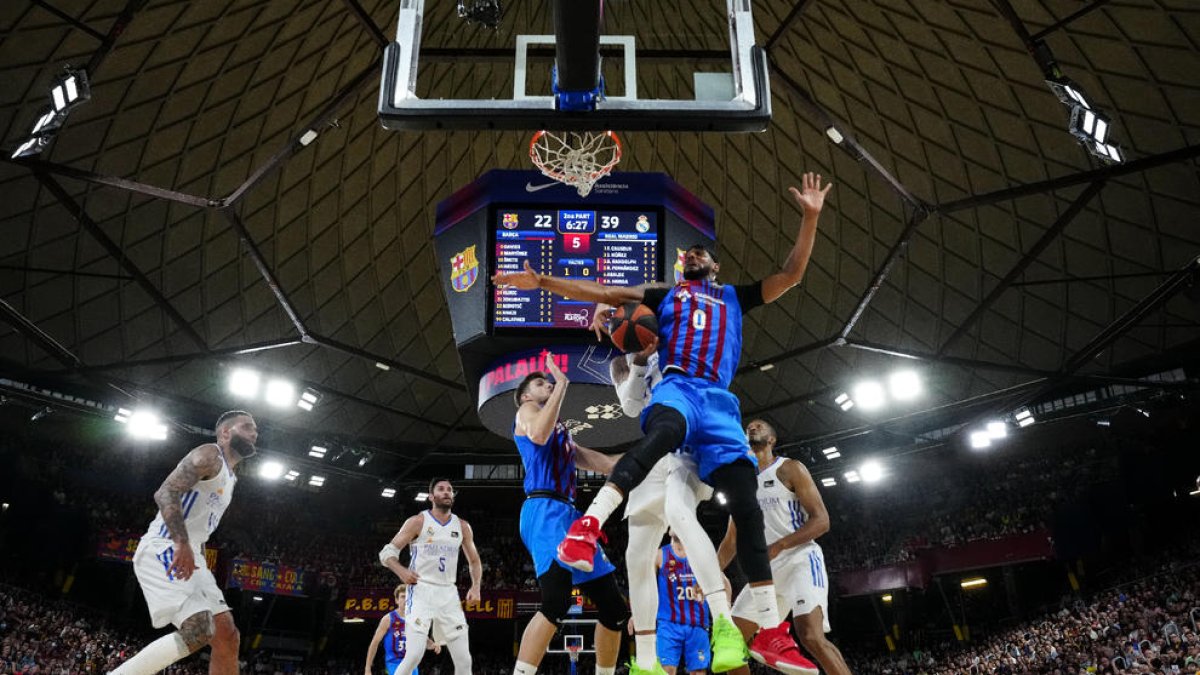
343, 588, 537, 620
97, 533, 218, 570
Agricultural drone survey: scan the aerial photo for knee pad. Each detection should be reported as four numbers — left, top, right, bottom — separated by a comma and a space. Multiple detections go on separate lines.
610, 406, 687, 492
580, 575, 630, 632
537, 566, 574, 623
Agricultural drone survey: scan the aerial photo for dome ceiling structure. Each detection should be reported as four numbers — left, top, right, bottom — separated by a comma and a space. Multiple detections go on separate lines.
1, 0, 1198, 478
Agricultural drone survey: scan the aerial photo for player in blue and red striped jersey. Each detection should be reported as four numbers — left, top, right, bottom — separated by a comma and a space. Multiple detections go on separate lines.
493, 172, 833, 669
656, 532, 719, 675
364, 585, 439, 675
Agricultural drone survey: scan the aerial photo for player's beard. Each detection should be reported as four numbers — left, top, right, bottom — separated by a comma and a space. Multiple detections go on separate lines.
230, 433, 256, 458
682, 263, 712, 281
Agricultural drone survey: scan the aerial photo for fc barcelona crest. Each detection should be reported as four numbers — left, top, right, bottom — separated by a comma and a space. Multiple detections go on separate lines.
673, 248, 686, 283
450, 245, 479, 293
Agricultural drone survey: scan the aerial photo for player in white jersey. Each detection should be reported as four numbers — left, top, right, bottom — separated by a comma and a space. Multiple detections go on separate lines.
609, 341, 750, 674
378, 478, 482, 675
112, 410, 257, 675
720, 419, 851, 675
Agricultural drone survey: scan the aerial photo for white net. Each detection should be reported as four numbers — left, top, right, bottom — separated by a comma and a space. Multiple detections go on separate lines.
529, 130, 622, 197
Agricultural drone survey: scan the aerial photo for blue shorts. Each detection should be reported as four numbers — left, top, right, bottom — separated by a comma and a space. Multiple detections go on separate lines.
642, 375, 757, 481
385, 661, 416, 675
658, 620, 711, 672
519, 496, 616, 584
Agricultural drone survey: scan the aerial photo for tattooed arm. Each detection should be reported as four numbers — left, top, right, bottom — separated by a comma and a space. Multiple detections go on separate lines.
153, 444, 222, 580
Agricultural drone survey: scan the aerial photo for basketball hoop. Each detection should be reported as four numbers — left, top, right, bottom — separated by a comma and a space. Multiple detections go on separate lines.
529, 130, 622, 198
565, 643, 582, 663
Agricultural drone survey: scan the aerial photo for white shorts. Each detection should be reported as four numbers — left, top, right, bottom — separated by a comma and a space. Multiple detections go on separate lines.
405, 583, 468, 644
625, 452, 714, 525
132, 537, 229, 629
732, 544, 830, 633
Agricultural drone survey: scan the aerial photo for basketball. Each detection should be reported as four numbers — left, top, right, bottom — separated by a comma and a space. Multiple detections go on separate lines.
609, 302, 658, 353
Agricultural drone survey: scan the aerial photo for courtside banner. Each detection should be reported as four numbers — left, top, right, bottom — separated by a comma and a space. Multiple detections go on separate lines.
228, 558, 310, 596
343, 588, 534, 620
97, 533, 218, 570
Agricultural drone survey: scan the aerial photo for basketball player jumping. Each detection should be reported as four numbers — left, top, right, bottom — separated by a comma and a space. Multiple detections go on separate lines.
511, 353, 629, 675
494, 173, 833, 667
363, 585, 439, 675
718, 419, 851, 675
111, 411, 256, 675
378, 478, 482, 675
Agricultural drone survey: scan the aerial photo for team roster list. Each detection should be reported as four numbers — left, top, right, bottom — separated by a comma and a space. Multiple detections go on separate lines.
493, 208, 659, 328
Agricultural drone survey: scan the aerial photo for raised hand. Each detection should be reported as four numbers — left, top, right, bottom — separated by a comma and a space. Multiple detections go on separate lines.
492, 260, 541, 290
591, 303, 614, 342
544, 352, 568, 384
788, 171, 833, 217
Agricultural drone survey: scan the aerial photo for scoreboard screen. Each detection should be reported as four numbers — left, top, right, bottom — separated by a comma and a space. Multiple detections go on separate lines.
492, 206, 661, 330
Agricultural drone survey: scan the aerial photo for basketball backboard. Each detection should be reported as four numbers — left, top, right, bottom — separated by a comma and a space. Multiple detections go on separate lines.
378, 0, 771, 131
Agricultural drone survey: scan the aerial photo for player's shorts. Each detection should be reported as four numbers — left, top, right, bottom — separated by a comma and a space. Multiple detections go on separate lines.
625, 452, 714, 523
658, 620, 712, 672
405, 582, 467, 643
643, 375, 757, 481
520, 495, 616, 584
385, 659, 417, 675
731, 544, 830, 633
132, 537, 229, 629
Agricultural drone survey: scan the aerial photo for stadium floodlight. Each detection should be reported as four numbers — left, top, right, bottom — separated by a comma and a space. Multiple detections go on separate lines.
1015, 408, 1035, 428
986, 421, 1008, 440
820, 477, 837, 487
960, 577, 988, 589
821, 446, 841, 460
860, 460, 884, 484
228, 368, 261, 398
843, 470, 861, 484
969, 431, 992, 450
308, 445, 328, 458
284, 470, 300, 482
258, 461, 285, 481
851, 380, 886, 411
881, 594, 893, 603
715, 492, 728, 505
114, 407, 132, 423
825, 451, 841, 459
834, 392, 854, 411
1070, 106, 1110, 145
414, 491, 429, 501
264, 379, 296, 408
825, 126, 845, 144
1046, 77, 1093, 111
1089, 141, 1124, 163
358, 452, 373, 468
297, 388, 321, 411
375, 362, 391, 371
381, 487, 396, 498
888, 370, 922, 401
11, 108, 67, 159
127, 410, 169, 441
50, 68, 90, 113
309, 475, 326, 487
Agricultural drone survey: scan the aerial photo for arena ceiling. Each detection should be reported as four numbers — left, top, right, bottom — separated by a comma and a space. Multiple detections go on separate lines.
1, 0, 1199, 478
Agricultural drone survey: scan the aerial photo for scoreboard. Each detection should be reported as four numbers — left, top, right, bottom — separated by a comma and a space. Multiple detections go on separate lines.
492, 207, 660, 329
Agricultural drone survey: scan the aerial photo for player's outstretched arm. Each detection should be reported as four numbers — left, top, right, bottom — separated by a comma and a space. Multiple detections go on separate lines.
493, 260, 646, 305
575, 443, 620, 475
153, 444, 222, 581
460, 519, 483, 603
379, 515, 423, 584
516, 352, 570, 445
766, 459, 830, 559
364, 614, 390, 675
716, 516, 738, 570
759, 172, 833, 304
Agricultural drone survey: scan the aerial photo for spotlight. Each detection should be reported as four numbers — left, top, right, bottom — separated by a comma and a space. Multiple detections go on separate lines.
126, 410, 169, 441
297, 388, 321, 411
114, 408, 132, 423
960, 577, 988, 589
259, 461, 285, 481
50, 68, 90, 113
824, 126, 845, 144
820, 477, 837, 487
30, 407, 52, 422
264, 379, 296, 408
228, 369, 261, 398
308, 445, 328, 458
834, 392, 854, 411
375, 362, 391, 371
758, 363, 775, 372
1046, 77, 1093, 111
414, 491, 429, 502
1069, 106, 1110, 145
1089, 141, 1123, 163
358, 452, 373, 468
822, 446, 841, 460
284, 470, 300, 482
843, 470, 861, 484
715, 492, 728, 505
887, 370, 922, 401
252, 595, 264, 602
969, 431, 992, 450
308, 475, 326, 487
381, 488, 396, 498
881, 594, 893, 603
10, 108, 67, 159
860, 460, 884, 483
1015, 408, 1035, 428
851, 381, 886, 411
986, 421, 1008, 440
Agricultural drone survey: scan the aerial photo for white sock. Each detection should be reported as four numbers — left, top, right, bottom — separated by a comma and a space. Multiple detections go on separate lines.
583, 485, 623, 526
111, 633, 192, 675
596, 666, 616, 675
635, 633, 658, 669
514, 660, 537, 675
749, 584, 781, 628
706, 589, 732, 620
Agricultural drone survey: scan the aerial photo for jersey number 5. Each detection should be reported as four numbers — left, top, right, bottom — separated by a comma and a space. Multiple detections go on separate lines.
438, 556, 446, 572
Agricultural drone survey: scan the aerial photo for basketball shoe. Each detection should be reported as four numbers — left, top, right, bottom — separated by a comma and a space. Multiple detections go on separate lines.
556, 516, 603, 572
710, 615, 748, 672
749, 622, 818, 675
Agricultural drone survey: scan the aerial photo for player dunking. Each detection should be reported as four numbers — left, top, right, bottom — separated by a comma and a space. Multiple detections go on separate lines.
112, 411, 256, 675
511, 353, 629, 675
378, 479, 482, 675
494, 173, 833, 665
364, 585, 439, 675
719, 419, 851, 675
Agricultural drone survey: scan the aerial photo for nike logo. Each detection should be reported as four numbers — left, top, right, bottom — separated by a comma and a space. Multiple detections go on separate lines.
525, 182, 558, 192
